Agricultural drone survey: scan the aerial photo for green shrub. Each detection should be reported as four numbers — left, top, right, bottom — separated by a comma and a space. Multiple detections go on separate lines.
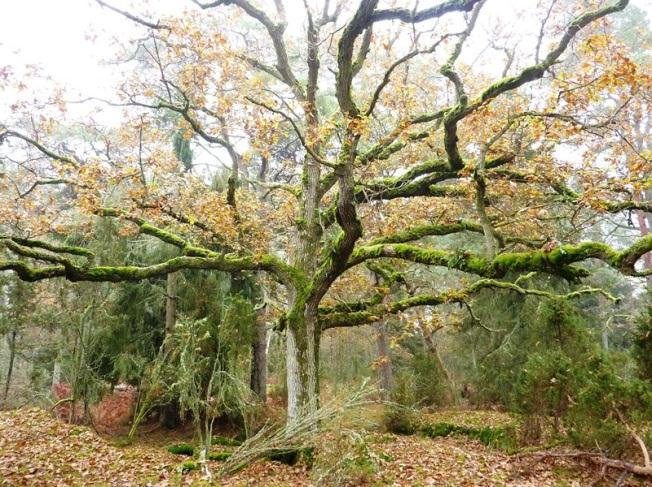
207, 451, 232, 461
211, 435, 242, 447
312, 432, 378, 486
382, 405, 418, 435
473, 298, 592, 408
513, 351, 574, 421
268, 447, 314, 466
410, 352, 453, 407
563, 353, 652, 456
633, 302, 652, 382
419, 422, 517, 451
178, 460, 198, 474
513, 349, 652, 456
167, 443, 194, 456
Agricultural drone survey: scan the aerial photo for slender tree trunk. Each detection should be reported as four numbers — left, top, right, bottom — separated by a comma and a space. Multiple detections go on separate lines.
637, 188, 652, 289
2, 329, 17, 404
374, 321, 393, 399
250, 319, 267, 401
51, 360, 61, 388
161, 271, 180, 428
165, 272, 178, 335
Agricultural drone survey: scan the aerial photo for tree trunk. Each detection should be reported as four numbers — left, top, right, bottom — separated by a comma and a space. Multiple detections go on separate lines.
2, 329, 17, 404
374, 321, 393, 399
250, 319, 267, 402
161, 271, 181, 428
52, 360, 61, 388
286, 307, 320, 422
165, 272, 178, 335
635, 188, 652, 289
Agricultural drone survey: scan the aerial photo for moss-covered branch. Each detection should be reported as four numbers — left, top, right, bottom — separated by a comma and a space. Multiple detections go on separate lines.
368, 221, 487, 246
318, 293, 384, 315
99, 208, 218, 258
0, 236, 94, 258
368, 220, 547, 249
1, 239, 81, 268
370, 0, 479, 23
349, 234, 652, 280
0, 252, 300, 285
0, 260, 68, 282
321, 153, 508, 226
356, 153, 513, 201
319, 277, 619, 330
365, 261, 406, 284
356, 131, 431, 166
1, 210, 302, 287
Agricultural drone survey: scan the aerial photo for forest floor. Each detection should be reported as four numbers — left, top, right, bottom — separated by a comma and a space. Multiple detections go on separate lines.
0, 407, 647, 486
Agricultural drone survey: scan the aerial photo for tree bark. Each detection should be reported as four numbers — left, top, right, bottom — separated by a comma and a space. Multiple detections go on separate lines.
374, 320, 393, 399
637, 188, 652, 289
286, 303, 320, 422
250, 318, 267, 401
161, 271, 180, 428
2, 329, 17, 405
51, 359, 61, 388
165, 271, 178, 335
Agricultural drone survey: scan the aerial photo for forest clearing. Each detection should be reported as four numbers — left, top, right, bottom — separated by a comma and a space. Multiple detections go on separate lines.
1, 0, 652, 485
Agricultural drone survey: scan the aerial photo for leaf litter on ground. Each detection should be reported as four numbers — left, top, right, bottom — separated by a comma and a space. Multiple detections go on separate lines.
0, 407, 647, 486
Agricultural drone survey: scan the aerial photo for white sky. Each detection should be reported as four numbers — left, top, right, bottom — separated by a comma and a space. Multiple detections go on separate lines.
2, 0, 651, 97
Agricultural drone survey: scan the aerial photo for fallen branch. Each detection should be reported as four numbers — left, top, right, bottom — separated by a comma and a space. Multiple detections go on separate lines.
518, 449, 652, 477
49, 396, 74, 413
613, 405, 651, 469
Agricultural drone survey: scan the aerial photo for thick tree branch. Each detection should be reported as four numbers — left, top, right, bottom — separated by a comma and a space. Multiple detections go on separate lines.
370, 0, 480, 24
320, 276, 617, 330
0, 209, 299, 286
440, 0, 485, 170
1, 237, 94, 258
348, 234, 652, 280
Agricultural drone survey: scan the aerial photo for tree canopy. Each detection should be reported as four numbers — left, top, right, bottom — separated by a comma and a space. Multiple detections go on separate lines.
1, 0, 651, 420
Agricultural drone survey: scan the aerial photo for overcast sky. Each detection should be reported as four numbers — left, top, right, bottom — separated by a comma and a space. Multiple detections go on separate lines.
2, 0, 651, 97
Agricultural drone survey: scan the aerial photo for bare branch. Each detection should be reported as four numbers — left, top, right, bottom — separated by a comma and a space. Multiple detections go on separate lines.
245, 96, 335, 168
94, 0, 171, 30
1, 130, 79, 168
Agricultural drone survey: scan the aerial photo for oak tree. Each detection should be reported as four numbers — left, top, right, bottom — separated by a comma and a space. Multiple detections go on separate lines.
1, 0, 651, 420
